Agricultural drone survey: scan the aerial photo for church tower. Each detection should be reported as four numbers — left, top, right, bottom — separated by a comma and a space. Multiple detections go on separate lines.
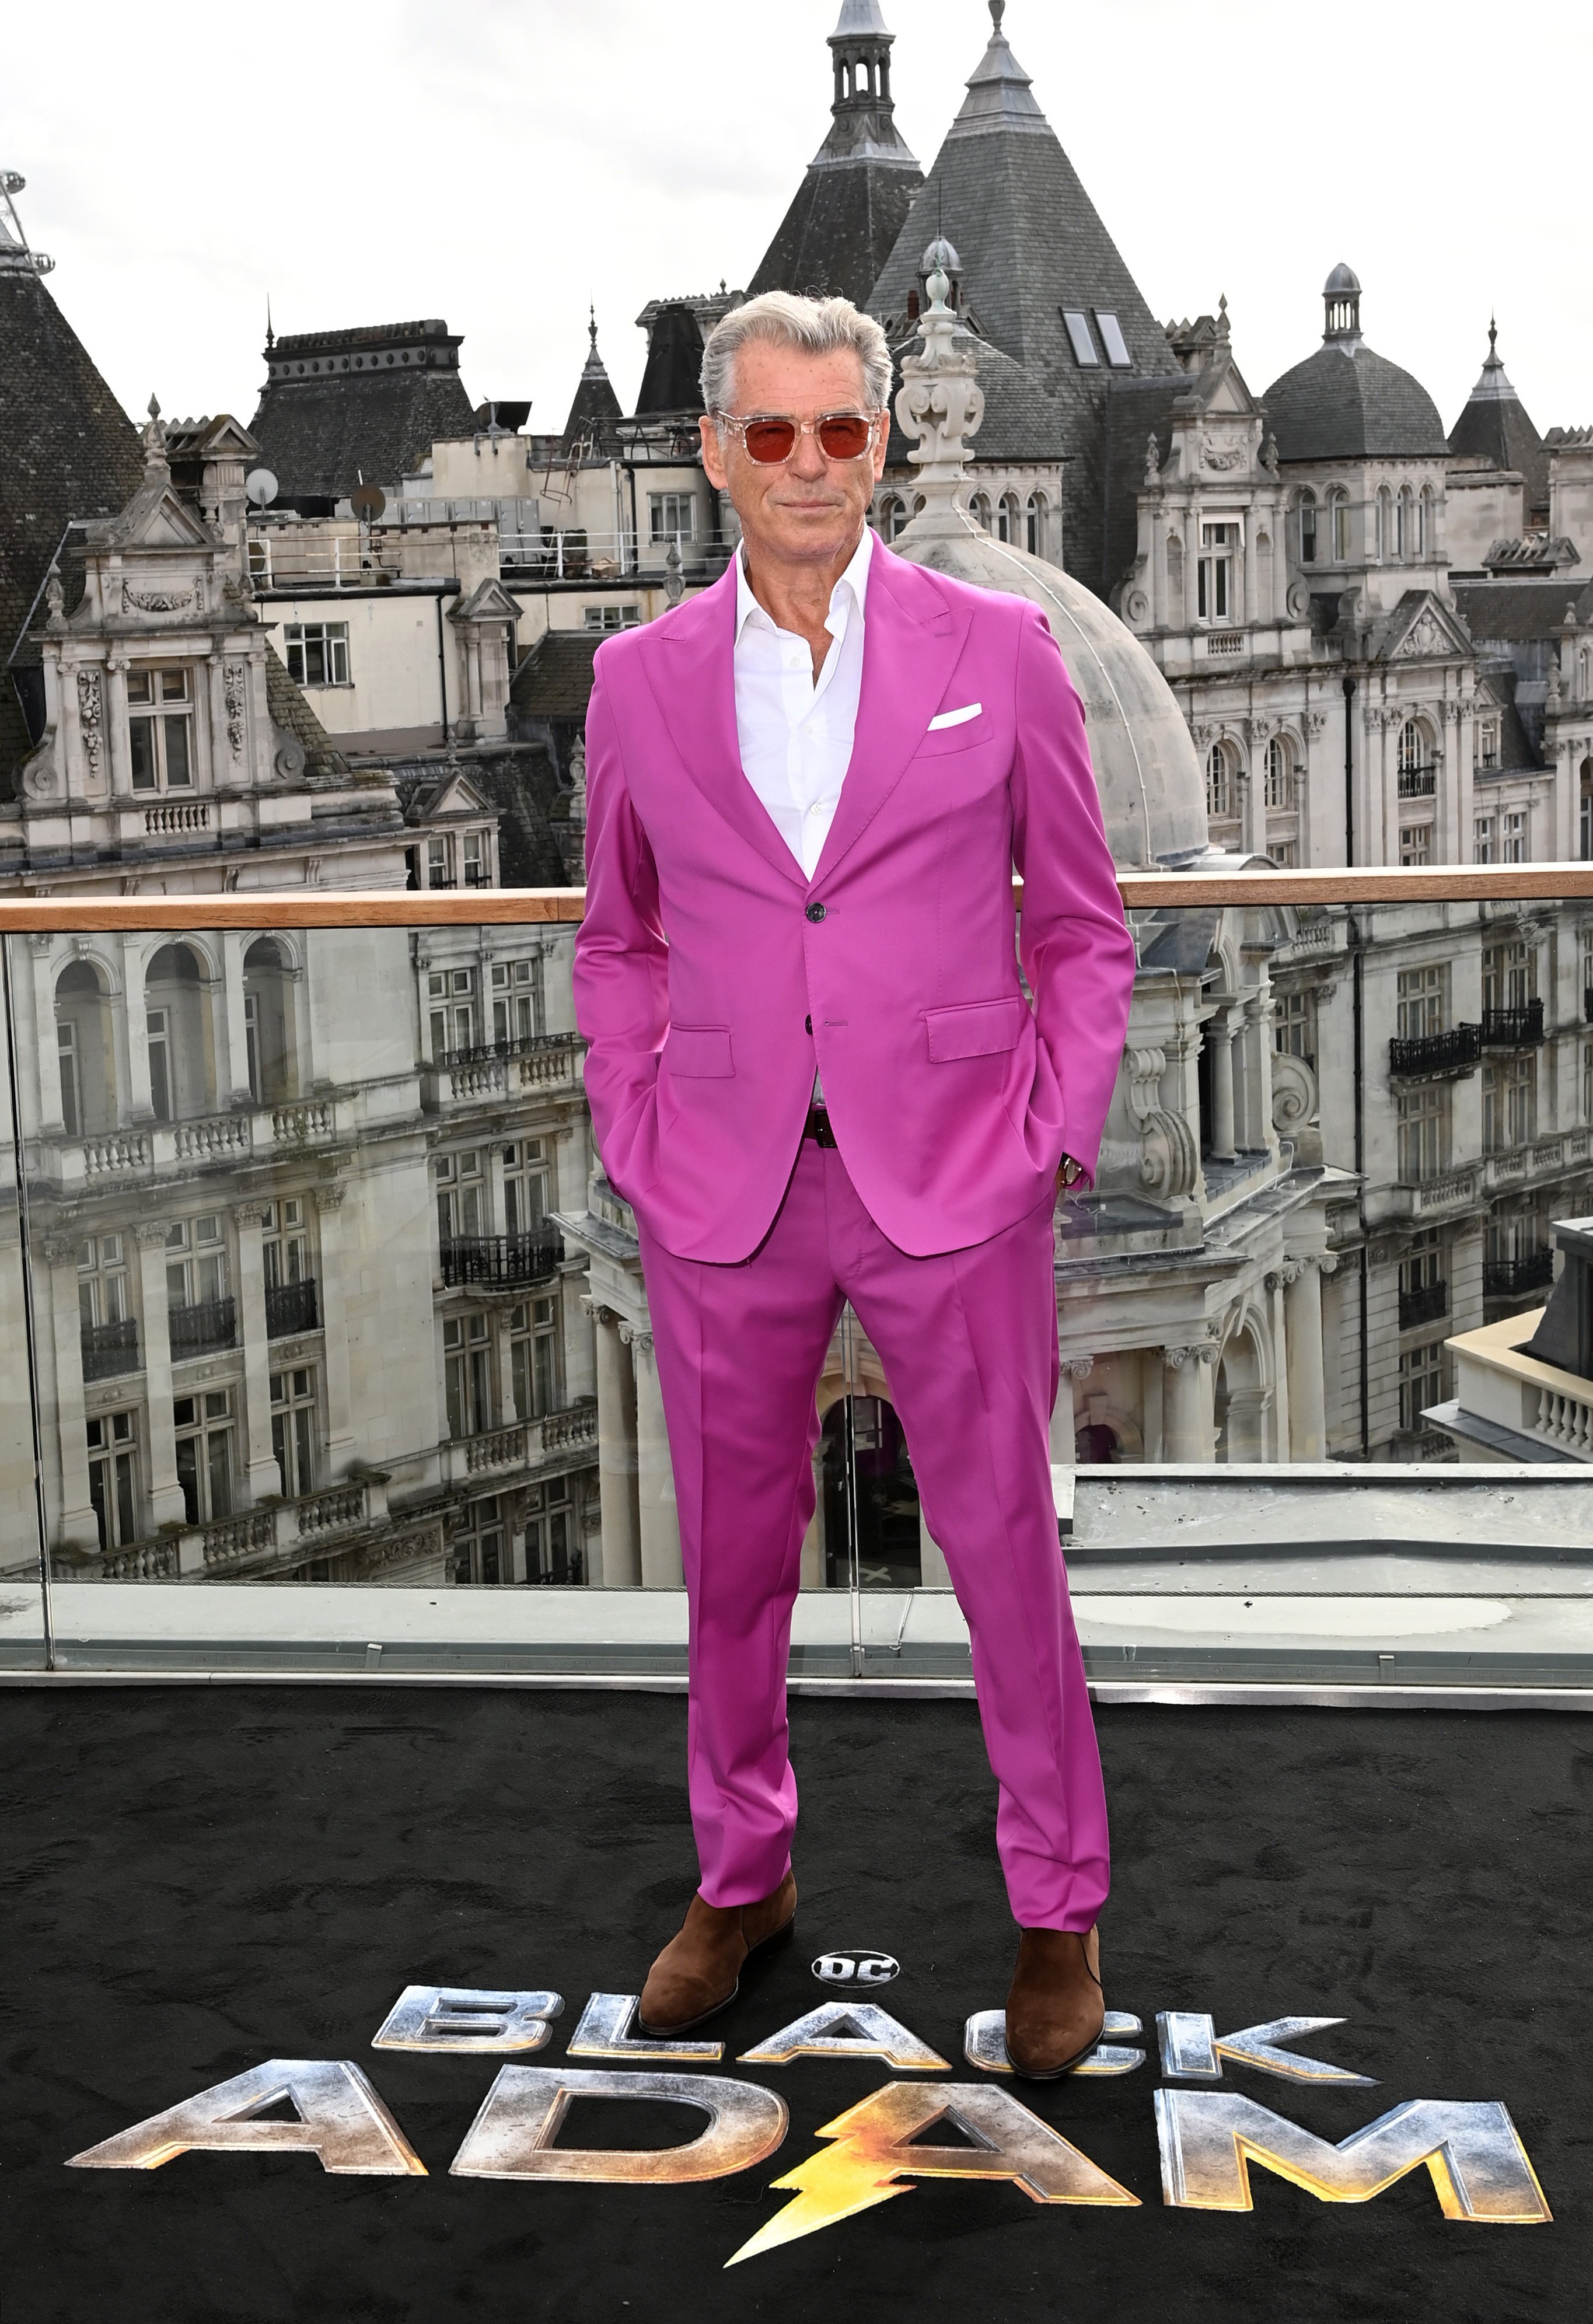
747, 1, 924, 308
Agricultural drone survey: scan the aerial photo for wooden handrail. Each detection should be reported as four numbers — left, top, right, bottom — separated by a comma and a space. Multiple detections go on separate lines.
3, 863, 1593, 930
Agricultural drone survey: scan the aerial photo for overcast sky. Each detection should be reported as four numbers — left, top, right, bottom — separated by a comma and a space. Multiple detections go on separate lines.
6, 0, 1589, 446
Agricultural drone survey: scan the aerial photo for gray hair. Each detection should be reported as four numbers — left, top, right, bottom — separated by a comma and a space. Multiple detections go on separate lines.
700, 291, 893, 415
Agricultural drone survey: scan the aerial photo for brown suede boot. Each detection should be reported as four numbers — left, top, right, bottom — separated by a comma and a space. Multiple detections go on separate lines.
637, 1870, 797, 2035
1003, 1925, 1105, 2080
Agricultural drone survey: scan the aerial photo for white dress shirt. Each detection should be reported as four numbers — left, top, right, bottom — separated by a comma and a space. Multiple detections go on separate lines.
733, 523, 873, 882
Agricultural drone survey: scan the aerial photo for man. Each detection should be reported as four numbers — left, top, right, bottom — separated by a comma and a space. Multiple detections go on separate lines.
572, 291, 1136, 2078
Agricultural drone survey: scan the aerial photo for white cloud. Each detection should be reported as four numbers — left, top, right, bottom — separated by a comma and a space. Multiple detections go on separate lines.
3, 0, 1588, 442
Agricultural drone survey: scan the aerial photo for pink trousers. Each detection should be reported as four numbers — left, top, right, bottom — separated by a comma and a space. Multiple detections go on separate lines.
635, 1136, 1109, 1932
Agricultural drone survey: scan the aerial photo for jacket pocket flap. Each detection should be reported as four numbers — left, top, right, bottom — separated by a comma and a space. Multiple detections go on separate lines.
924, 997, 1028, 1062
666, 1023, 735, 1078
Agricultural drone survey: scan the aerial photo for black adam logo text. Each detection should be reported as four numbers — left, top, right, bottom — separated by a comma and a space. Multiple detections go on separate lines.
69, 1981, 1552, 2264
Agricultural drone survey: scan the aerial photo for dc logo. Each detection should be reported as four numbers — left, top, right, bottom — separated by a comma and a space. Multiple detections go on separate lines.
812, 1949, 900, 1987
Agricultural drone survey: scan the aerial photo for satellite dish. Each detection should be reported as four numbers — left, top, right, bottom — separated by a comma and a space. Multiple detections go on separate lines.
351, 483, 386, 521
246, 468, 278, 508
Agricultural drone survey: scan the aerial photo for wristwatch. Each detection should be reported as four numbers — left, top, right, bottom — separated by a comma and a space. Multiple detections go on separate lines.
1058, 1155, 1084, 1191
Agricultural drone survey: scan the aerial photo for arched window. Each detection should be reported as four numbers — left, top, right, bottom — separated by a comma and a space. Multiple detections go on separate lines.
1298, 489, 1318, 566
883, 496, 909, 542
997, 492, 1021, 544
1578, 647, 1591, 701
1397, 485, 1414, 558
1025, 492, 1046, 557
144, 942, 213, 1124
1377, 487, 1392, 560
968, 491, 992, 532
1206, 741, 1235, 822
1396, 719, 1435, 799
1264, 735, 1292, 808
54, 960, 116, 1138
243, 938, 295, 1104
1418, 486, 1433, 557
1329, 490, 1351, 562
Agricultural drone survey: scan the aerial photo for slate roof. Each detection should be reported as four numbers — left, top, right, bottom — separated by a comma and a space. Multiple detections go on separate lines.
883, 320, 1068, 470
0, 267, 144, 794
748, 2, 922, 307
247, 319, 476, 501
1260, 340, 1449, 463
635, 305, 707, 417
510, 629, 602, 722
1448, 327, 1549, 519
1453, 579, 1593, 645
561, 317, 624, 452
865, 13, 1178, 597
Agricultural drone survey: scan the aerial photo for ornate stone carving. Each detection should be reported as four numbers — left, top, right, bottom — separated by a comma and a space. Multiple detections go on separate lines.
135, 1221, 170, 1247
893, 264, 984, 497
618, 1323, 654, 1357
314, 1182, 347, 1214
1059, 1355, 1095, 1381
1398, 611, 1450, 660
1201, 435, 1245, 471
76, 666, 103, 780
1285, 578, 1311, 621
1270, 1050, 1319, 1140
1144, 434, 1161, 485
232, 1201, 271, 1228
223, 663, 248, 759
1302, 709, 1329, 739
1122, 588, 1150, 627
121, 583, 195, 614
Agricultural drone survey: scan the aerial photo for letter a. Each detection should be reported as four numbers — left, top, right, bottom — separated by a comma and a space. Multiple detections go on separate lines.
727, 2082, 1138, 2265
67, 2060, 425, 2175
740, 2002, 948, 2070
1155, 2092, 1550, 2222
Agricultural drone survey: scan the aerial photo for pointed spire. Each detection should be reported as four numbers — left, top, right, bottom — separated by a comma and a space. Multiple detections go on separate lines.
1466, 315, 1519, 404
946, 0, 1049, 139
141, 394, 169, 473
0, 169, 54, 275
816, 0, 917, 167
266, 293, 274, 351
893, 256, 986, 512
560, 309, 622, 449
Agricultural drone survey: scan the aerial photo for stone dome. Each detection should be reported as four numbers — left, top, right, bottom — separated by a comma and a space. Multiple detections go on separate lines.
1263, 341, 1449, 464
890, 505, 1209, 869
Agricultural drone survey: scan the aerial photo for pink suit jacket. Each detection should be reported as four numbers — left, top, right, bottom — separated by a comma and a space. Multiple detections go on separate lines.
572, 543, 1137, 1264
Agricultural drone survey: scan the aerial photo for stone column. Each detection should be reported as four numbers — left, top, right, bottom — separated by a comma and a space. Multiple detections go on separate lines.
1283, 1256, 1330, 1461
1150, 505, 1166, 631
586, 1299, 640, 1586
232, 1202, 282, 1502
42, 1237, 100, 1553
1163, 1342, 1217, 1462
135, 1222, 186, 1526
28, 936, 65, 1136
1242, 518, 1258, 628
205, 652, 226, 791
122, 937, 154, 1122
106, 656, 131, 800
1205, 1011, 1238, 1162
219, 935, 253, 1106
314, 1183, 357, 1474
626, 1324, 683, 1588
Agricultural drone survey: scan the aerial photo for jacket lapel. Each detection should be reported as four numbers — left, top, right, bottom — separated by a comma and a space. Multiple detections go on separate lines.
810, 546, 972, 889
637, 562, 808, 890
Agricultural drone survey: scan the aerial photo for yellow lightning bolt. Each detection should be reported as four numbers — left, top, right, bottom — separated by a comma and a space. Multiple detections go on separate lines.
725, 2094, 917, 2267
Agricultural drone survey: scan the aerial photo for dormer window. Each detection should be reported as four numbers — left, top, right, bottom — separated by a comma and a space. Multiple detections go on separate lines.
127, 669, 193, 792
1062, 311, 1100, 368
1095, 311, 1133, 369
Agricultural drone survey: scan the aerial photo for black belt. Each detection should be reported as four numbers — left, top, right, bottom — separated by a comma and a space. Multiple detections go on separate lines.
804, 1105, 839, 1149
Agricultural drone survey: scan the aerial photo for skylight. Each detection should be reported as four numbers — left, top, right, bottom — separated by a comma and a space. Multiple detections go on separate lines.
1096, 311, 1133, 369
1062, 310, 1099, 368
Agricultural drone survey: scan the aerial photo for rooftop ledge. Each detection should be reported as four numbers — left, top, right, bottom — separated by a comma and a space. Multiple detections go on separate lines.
9, 1467, 1593, 1704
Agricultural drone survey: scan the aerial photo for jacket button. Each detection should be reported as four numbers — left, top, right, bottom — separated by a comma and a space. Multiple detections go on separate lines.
805, 901, 827, 923
805, 1015, 813, 1034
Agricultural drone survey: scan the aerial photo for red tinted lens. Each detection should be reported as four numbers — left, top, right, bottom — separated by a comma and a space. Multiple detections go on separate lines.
742, 419, 798, 463
816, 414, 873, 459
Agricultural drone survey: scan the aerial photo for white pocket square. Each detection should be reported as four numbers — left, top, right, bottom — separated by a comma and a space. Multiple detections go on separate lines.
927, 702, 982, 731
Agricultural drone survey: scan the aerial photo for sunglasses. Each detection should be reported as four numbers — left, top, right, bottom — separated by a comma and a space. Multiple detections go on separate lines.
714, 410, 882, 465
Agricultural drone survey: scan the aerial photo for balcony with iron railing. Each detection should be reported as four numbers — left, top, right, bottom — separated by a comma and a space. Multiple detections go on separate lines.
81, 1319, 140, 1381
1483, 1251, 1556, 1299
266, 1279, 319, 1339
1388, 1025, 1482, 1079
439, 1233, 564, 1290
1398, 1279, 1449, 1331
167, 1296, 237, 1358
1481, 998, 1545, 1046
1397, 766, 1438, 798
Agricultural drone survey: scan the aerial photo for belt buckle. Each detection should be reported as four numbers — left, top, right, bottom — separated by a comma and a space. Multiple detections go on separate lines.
810, 1107, 837, 1150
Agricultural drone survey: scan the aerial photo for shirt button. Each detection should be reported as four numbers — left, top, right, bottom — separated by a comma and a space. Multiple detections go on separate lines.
806, 901, 827, 924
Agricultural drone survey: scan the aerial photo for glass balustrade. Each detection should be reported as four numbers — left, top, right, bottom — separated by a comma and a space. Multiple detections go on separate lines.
4, 872, 1592, 1697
